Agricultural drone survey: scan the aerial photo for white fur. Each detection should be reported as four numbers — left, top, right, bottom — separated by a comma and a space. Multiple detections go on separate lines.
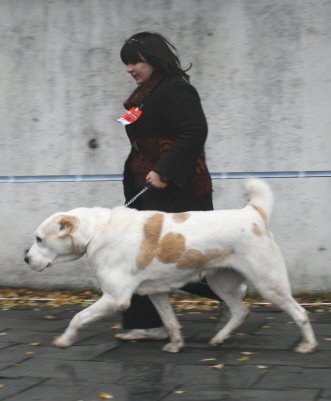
25, 179, 317, 353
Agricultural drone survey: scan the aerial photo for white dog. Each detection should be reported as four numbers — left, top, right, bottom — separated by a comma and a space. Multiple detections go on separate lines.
24, 179, 317, 353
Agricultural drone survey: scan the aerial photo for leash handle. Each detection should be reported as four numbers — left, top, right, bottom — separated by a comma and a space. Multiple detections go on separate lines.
125, 183, 152, 207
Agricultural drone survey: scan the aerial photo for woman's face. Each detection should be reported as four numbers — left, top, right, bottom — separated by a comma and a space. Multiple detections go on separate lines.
126, 61, 154, 85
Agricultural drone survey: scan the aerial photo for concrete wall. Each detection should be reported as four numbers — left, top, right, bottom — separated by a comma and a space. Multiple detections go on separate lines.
0, 0, 330, 292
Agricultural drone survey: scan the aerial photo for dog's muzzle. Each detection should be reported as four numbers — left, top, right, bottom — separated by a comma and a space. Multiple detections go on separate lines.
24, 249, 30, 265
23, 248, 51, 271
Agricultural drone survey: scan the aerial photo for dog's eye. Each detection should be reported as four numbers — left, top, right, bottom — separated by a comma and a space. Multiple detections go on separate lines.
36, 236, 42, 243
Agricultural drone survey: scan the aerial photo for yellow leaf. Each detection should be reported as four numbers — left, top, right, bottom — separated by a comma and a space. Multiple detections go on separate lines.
98, 392, 113, 399
0, 332, 7, 336
210, 363, 224, 369
237, 356, 250, 362
201, 358, 217, 361
111, 323, 122, 330
257, 365, 268, 369
0, 384, 5, 389
241, 352, 253, 355
174, 390, 185, 394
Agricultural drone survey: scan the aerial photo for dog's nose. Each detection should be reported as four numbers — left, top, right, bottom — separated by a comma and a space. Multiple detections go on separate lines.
24, 255, 30, 264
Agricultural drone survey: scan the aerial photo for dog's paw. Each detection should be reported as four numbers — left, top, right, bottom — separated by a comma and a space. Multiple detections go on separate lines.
53, 335, 75, 348
162, 341, 184, 353
209, 334, 229, 347
294, 341, 318, 353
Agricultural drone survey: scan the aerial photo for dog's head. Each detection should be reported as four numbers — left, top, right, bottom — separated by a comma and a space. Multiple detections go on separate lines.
25, 213, 86, 271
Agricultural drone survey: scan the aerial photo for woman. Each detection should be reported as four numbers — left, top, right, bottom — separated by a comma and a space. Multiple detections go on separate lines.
116, 32, 219, 341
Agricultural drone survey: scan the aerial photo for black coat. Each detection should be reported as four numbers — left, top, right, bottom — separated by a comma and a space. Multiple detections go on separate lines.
123, 76, 213, 212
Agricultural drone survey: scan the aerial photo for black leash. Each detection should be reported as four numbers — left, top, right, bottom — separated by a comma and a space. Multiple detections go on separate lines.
125, 183, 152, 207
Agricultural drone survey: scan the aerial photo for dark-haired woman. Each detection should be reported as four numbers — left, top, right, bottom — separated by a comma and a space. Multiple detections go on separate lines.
116, 32, 219, 341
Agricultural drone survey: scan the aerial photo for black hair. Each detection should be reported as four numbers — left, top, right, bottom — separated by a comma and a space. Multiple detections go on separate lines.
120, 32, 191, 81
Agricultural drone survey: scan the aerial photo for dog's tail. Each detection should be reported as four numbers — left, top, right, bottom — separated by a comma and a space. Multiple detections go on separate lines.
246, 179, 274, 223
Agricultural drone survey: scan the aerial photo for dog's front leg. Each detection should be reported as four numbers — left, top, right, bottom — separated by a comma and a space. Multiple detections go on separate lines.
148, 293, 184, 353
53, 294, 114, 348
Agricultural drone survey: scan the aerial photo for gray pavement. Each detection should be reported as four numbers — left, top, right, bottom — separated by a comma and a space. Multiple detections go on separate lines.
0, 303, 330, 401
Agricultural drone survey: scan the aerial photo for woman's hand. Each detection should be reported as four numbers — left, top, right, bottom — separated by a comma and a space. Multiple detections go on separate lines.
146, 171, 168, 189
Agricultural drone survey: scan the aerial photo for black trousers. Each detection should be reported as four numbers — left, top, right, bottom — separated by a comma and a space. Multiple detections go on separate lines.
123, 281, 221, 329
122, 189, 216, 330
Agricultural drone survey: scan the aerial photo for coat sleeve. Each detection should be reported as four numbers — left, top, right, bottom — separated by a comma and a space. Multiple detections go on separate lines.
153, 80, 208, 188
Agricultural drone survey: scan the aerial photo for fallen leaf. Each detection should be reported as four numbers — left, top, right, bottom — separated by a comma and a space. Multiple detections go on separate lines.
44, 315, 56, 320
111, 323, 122, 330
323, 338, 331, 341
98, 392, 113, 399
257, 365, 268, 369
0, 384, 5, 389
201, 358, 217, 361
174, 390, 186, 394
29, 342, 41, 346
210, 363, 224, 369
0, 332, 7, 336
25, 351, 35, 356
237, 356, 250, 362
241, 352, 254, 355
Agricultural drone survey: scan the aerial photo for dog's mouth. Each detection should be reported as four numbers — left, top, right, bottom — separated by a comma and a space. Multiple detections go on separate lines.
42, 262, 53, 271
33, 262, 52, 272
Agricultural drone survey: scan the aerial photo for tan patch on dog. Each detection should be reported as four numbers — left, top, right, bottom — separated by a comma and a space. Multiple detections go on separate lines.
177, 248, 234, 269
157, 232, 186, 263
252, 222, 263, 236
172, 213, 190, 223
177, 249, 204, 269
251, 204, 268, 223
136, 213, 164, 269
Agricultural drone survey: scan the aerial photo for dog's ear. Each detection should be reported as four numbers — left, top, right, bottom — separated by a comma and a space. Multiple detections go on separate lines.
58, 216, 79, 237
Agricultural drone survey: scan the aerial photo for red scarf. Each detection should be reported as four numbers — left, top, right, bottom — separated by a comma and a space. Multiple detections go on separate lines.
124, 72, 163, 110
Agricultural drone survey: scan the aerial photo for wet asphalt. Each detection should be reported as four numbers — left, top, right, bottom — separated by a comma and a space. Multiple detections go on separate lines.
0, 303, 330, 401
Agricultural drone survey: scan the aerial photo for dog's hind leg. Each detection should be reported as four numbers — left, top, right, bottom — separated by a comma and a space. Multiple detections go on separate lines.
206, 269, 249, 346
148, 293, 184, 353
53, 293, 116, 348
251, 276, 318, 353
237, 247, 318, 353
280, 297, 317, 353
